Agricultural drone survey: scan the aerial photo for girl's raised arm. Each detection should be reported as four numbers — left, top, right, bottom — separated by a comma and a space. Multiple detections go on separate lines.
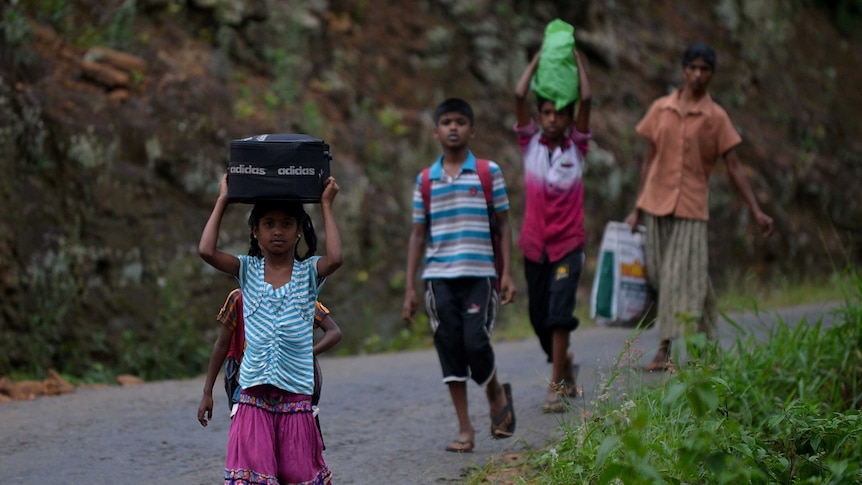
315, 176, 343, 278
199, 174, 240, 277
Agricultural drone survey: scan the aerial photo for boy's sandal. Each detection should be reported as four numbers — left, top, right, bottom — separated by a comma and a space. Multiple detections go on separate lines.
445, 439, 474, 453
563, 378, 579, 398
544, 371, 583, 413
544, 380, 577, 413
542, 394, 568, 413
491, 383, 516, 439
644, 359, 672, 372
549, 379, 579, 399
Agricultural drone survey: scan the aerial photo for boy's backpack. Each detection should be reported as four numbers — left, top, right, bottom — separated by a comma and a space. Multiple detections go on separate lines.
420, 159, 503, 292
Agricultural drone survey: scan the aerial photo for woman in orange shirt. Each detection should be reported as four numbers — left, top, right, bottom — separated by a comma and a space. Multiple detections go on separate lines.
625, 43, 774, 371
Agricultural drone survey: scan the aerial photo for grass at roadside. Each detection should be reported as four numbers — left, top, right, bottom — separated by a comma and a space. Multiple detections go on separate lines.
717, 271, 849, 313
466, 268, 861, 484
353, 271, 849, 354
492, 271, 850, 343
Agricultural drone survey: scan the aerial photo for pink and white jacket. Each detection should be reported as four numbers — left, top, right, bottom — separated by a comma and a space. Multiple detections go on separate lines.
515, 119, 591, 263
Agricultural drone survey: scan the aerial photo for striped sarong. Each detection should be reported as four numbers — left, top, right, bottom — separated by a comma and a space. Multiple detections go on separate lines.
643, 213, 717, 341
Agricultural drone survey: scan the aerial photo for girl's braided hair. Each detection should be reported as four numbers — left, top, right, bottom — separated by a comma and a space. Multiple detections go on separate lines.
247, 201, 318, 261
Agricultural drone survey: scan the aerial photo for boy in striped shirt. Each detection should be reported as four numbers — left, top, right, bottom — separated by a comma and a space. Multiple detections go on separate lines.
402, 98, 517, 453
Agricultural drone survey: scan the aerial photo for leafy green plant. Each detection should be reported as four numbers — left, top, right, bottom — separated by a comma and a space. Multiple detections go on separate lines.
233, 85, 255, 119
717, 270, 847, 314
116, 279, 210, 380
1, 1, 34, 67
479, 267, 861, 484
300, 100, 325, 138
263, 90, 280, 112
53, 0, 137, 49
377, 106, 410, 136
35, 0, 72, 32
360, 313, 432, 354
267, 46, 300, 107
106, 0, 137, 48
265, 13, 306, 108
3, 229, 91, 376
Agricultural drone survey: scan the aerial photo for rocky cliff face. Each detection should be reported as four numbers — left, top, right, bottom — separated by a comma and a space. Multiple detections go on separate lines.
1, 0, 859, 376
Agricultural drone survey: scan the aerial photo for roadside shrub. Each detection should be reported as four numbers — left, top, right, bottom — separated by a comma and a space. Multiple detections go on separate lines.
517, 268, 861, 484
116, 278, 210, 381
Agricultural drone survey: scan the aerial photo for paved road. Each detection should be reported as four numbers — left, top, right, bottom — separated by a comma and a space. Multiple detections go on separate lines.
0, 302, 839, 484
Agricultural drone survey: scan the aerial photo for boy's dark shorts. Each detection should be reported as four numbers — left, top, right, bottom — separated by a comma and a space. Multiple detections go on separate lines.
525, 248, 584, 332
425, 277, 498, 386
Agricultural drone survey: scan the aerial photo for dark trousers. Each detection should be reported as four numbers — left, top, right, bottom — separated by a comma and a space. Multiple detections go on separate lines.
425, 277, 498, 385
524, 249, 584, 362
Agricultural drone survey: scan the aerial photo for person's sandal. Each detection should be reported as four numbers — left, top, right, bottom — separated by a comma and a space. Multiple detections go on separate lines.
563, 378, 579, 398
543, 379, 575, 413
490, 383, 516, 438
542, 394, 567, 413
545, 368, 584, 412
445, 439, 474, 453
644, 358, 673, 372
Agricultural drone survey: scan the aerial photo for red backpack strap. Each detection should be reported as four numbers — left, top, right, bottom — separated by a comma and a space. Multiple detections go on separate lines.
475, 158, 493, 205
236, 291, 245, 357
420, 167, 432, 220
476, 159, 503, 291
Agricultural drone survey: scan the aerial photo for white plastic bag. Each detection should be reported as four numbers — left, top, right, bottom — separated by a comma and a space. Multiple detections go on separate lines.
590, 221, 652, 326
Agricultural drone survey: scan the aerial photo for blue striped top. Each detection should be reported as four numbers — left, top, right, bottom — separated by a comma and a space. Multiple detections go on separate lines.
236, 254, 321, 395
412, 151, 510, 280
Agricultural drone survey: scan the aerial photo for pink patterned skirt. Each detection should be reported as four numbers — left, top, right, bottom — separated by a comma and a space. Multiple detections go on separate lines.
225, 385, 331, 484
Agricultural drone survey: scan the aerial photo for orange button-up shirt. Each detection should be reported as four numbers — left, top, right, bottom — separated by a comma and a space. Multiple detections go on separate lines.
635, 89, 742, 220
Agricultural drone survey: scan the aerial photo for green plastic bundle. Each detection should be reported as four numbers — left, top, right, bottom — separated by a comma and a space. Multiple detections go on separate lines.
530, 19, 579, 111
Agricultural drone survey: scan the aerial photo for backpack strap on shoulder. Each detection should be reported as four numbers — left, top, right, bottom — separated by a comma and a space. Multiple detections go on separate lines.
475, 159, 499, 236
420, 167, 432, 224
476, 159, 503, 291
236, 291, 245, 351
475, 158, 493, 205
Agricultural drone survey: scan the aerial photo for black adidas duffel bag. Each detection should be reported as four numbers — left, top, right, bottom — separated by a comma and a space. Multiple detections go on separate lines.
227, 134, 332, 203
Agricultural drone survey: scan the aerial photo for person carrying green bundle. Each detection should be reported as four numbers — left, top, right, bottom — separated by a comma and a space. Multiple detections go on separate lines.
514, 19, 592, 413
530, 19, 580, 111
